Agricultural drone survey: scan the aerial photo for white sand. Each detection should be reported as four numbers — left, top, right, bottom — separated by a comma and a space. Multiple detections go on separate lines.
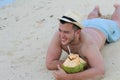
0, 0, 120, 80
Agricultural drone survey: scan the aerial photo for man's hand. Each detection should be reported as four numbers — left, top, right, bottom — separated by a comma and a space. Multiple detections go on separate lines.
53, 65, 68, 80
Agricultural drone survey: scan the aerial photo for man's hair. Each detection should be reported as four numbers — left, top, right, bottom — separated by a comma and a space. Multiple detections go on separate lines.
73, 25, 81, 31
60, 20, 81, 31
60, 20, 67, 24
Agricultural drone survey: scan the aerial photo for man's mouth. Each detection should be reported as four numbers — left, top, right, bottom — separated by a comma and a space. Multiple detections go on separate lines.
61, 37, 67, 41
61, 38, 67, 44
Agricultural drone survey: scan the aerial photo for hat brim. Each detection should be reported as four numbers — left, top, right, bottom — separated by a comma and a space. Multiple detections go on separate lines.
59, 17, 83, 29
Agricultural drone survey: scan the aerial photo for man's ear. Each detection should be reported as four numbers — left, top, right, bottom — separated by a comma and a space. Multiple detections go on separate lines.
76, 29, 81, 34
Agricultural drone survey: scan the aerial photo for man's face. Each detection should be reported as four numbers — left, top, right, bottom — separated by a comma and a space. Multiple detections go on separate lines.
58, 23, 76, 45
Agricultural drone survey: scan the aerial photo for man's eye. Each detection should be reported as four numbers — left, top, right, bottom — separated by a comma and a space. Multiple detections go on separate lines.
59, 29, 61, 32
64, 31, 69, 34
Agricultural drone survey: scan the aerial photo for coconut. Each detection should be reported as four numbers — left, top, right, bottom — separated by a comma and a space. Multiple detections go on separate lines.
62, 53, 87, 73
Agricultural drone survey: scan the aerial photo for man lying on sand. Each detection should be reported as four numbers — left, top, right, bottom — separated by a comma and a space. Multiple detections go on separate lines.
46, 4, 120, 80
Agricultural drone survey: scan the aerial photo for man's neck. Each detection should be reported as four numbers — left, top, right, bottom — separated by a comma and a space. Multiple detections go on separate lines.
70, 34, 81, 46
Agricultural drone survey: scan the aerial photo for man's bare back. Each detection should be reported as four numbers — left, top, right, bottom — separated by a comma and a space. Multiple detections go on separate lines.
83, 28, 106, 49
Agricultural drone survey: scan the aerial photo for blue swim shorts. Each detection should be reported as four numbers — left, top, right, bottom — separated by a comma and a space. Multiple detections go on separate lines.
82, 18, 120, 43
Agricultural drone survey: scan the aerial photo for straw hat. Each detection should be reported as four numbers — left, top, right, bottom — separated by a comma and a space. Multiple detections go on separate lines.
59, 10, 84, 29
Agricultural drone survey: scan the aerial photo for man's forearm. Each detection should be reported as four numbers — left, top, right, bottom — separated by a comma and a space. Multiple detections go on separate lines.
66, 68, 104, 80
46, 60, 64, 70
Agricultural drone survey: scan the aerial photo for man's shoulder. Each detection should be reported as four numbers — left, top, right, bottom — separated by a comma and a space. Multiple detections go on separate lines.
52, 31, 60, 40
50, 31, 61, 46
80, 30, 94, 44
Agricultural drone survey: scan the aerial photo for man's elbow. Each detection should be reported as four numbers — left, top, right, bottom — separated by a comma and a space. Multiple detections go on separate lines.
97, 68, 105, 78
46, 62, 52, 70
46, 61, 56, 70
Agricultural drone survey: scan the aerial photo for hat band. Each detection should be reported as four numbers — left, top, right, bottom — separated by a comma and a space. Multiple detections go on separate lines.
62, 16, 77, 22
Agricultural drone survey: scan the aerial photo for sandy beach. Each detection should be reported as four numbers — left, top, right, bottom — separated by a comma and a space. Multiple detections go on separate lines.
0, 0, 120, 80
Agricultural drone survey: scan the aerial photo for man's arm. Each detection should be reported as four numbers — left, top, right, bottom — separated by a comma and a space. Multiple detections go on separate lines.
70, 44, 105, 80
54, 44, 105, 80
46, 32, 64, 70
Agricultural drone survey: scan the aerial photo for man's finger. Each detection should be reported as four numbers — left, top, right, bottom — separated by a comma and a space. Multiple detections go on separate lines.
57, 64, 64, 71
57, 64, 61, 70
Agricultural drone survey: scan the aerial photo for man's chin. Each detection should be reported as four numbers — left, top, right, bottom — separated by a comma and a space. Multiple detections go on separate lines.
61, 42, 69, 46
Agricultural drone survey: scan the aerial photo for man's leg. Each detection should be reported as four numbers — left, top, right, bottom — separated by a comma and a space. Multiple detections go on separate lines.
112, 4, 120, 28
87, 6, 101, 19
